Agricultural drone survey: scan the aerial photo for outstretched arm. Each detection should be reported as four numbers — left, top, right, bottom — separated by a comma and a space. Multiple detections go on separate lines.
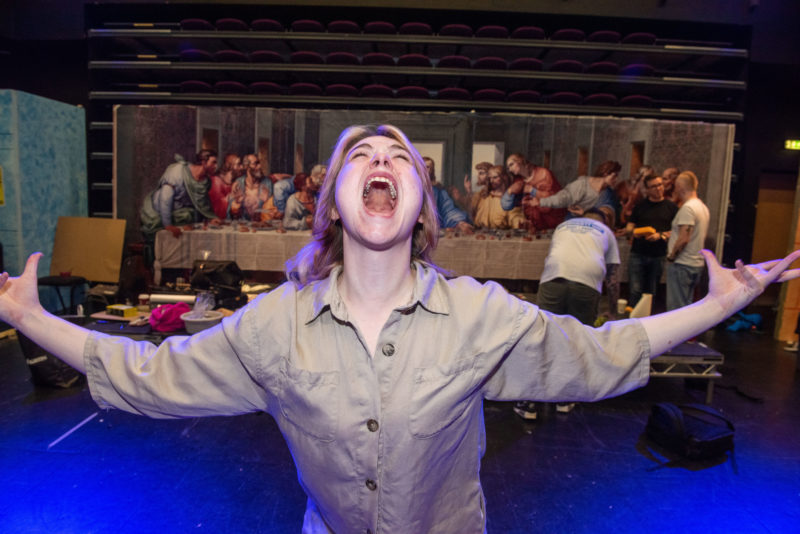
640, 249, 800, 356
0, 254, 89, 373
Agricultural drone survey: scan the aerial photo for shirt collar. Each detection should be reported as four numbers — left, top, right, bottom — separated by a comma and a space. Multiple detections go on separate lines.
303, 261, 450, 324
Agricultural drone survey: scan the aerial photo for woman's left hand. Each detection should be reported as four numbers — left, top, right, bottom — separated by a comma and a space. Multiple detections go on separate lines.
703, 249, 800, 315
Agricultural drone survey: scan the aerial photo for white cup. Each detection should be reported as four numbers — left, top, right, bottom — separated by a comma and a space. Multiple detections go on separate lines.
617, 299, 628, 315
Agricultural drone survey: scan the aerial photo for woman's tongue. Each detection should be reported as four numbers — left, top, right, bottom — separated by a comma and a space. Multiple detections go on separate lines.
364, 185, 395, 213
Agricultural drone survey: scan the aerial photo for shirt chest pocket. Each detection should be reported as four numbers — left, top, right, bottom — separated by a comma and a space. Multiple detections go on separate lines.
278, 360, 340, 442
409, 357, 478, 439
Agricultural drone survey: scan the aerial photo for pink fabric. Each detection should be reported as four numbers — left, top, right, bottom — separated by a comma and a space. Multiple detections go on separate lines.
149, 302, 191, 332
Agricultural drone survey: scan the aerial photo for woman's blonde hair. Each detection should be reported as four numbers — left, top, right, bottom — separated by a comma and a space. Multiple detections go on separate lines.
285, 124, 441, 286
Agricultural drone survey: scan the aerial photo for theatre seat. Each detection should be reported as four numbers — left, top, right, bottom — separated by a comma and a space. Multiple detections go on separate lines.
249, 81, 284, 94
509, 57, 543, 71
438, 55, 471, 69
622, 32, 657, 45
508, 89, 541, 102
289, 82, 323, 95
476, 25, 509, 39
547, 91, 582, 104
439, 24, 473, 37
290, 51, 325, 64
473, 88, 505, 101
214, 50, 248, 62
583, 93, 618, 106
250, 19, 284, 32
328, 20, 360, 33
250, 50, 284, 63
550, 28, 585, 41
437, 87, 470, 100
291, 20, 325, 32
473, 56, 507, 70
586, 61, 620, 75
396, 86, 430, 99
326, 51, 360, 65
620, 94, 654, 107
397, 54, 432, 67
360, 84, 394, 98
364, 21, 396, 34
511, 26, 546, 40
214, 81, 247, 93
587, 30, 621, 43
216, 18, 248, 32
325, 83, 359, 97
180, 80, 213, 92
362, 52, 395, 66
398, 22, 433, 35
549, 59, 584, 73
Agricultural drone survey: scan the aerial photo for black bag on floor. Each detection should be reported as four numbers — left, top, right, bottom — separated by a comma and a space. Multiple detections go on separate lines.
190, 260, 243, 299
18, 325, 83, 389
646, 402, 734, 460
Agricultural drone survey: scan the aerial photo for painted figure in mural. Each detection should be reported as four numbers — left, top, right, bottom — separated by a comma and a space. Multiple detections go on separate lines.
229, 154, 272, 221
257, 172, 293, 221
2, 124, 798, 534
502, 153, 566, 231
529, 160, 621, 225
666, 171, 710, 310
473, 165, 525, 229
282, 172, 319, 230
616, 164, 655, 226
422, 156, 474, 233
139, 149, 219, 241
661, 167, 681, 204
209, 153, 244, 220
460, 161, 492, 219
618, 173, 679, 308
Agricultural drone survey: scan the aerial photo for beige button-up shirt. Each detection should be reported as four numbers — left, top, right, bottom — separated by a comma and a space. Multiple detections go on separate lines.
85, 262, 650, 533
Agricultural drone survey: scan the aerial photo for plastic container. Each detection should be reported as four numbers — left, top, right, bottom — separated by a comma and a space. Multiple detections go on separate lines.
180, 310, 224, 334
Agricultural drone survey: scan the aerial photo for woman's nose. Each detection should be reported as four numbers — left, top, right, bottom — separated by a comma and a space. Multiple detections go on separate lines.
371, 151, 391, 168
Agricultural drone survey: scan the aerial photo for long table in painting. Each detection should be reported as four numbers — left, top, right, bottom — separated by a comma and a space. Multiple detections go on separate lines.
154, 226, 631, 285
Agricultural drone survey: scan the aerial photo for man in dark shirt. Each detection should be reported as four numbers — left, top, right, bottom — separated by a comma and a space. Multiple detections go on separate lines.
618, 174, 678, 308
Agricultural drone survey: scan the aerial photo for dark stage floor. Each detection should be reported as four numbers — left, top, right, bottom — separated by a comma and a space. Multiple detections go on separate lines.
1, 314, 799, 533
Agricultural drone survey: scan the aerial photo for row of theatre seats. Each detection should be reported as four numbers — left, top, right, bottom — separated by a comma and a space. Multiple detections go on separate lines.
176, 18, 659, 45
177, 49, 657, 77
178, 80, 654, 107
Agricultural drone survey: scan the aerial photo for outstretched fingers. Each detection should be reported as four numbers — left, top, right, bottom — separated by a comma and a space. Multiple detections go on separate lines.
777, 269, 800, 283
758, 249, 800, 284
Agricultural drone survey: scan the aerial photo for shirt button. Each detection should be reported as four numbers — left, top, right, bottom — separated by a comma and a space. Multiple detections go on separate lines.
367, 419, 379, 432
381, 343, 395, 357
365, 479, 377, 491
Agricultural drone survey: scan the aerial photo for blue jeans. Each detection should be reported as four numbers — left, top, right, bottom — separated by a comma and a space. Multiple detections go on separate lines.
666, 262, 704, 311
628, 253, 665, 308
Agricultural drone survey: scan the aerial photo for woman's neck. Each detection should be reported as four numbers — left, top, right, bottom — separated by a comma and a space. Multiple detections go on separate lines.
339, 239, 414, 311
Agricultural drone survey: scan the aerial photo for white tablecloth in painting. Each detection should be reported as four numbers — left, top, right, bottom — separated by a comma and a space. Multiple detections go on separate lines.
155, 227, 630, 284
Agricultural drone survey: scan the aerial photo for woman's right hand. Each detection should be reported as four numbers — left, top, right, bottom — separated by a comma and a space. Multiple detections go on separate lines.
0, 253, 45, 328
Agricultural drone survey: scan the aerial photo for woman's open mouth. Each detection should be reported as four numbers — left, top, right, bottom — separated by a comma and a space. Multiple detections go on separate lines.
362, 174, 398, 214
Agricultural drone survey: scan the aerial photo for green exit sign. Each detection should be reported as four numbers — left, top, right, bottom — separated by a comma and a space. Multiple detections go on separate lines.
786, 140, 800, 150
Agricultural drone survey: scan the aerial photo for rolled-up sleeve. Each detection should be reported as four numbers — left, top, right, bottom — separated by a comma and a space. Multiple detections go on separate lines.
480, 291, 651, 402
84, 291, 292, 419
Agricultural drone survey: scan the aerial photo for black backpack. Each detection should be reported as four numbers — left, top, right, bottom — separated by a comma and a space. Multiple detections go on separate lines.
646, 403, 734, 460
